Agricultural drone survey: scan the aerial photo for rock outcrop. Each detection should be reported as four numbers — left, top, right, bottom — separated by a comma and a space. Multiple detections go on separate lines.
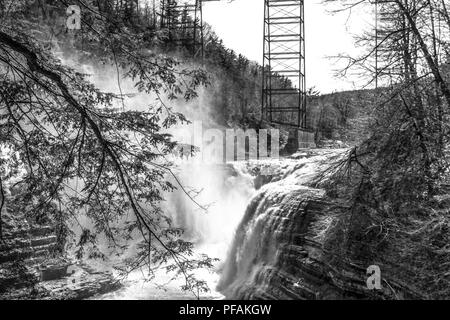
218, 150, 421, 300
0, 212, 120, 300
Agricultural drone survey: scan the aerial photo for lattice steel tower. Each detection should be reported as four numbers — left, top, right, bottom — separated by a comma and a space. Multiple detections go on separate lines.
262, 0, 306, 129
160, 0, 204, 59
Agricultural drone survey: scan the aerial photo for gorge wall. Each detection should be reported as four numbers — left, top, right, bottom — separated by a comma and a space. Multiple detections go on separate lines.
218, 150, 422, 300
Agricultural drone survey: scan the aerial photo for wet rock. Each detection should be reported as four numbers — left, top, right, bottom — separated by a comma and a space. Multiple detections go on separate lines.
39, 263, 70, 281
218, 150, 421, 300
0, 213, 120, 300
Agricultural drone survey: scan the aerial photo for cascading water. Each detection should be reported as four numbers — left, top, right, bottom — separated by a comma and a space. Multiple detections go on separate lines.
50, 53, 259, 299
97, 159, 256, 300
217, 150, 347, 299
165, 162, 256, 259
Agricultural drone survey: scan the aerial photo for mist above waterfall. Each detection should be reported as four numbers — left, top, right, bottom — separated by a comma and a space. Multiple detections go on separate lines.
165, 162, 255, 258
52, 50, 262, 299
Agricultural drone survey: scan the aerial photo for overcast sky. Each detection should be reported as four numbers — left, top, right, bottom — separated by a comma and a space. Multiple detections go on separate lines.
202, 0, 374, 93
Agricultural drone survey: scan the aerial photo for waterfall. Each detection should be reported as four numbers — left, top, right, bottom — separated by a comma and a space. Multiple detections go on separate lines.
217, 150, 346, 299
164, 162, 256, 260
51, 55, 261, 299
96, 159, 256, 300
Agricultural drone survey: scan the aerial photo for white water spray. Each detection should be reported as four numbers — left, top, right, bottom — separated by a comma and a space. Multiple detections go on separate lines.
56, 53, 258, 299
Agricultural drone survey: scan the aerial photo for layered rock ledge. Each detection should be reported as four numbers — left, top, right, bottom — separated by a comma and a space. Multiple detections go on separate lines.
0, 214, 120, 300
218, 150, 422, 300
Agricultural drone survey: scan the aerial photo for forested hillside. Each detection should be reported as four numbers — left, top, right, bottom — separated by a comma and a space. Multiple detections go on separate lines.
319, 0, 450, 299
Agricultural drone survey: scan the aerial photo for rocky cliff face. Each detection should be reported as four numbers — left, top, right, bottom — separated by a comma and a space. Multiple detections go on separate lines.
218, 150, 421, 300
0, 212, 119, 300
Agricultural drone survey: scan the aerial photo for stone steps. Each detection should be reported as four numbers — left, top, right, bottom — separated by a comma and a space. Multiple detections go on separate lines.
0, 216, 120, 300
0, 241, 58, 264
2, 226, 53, 241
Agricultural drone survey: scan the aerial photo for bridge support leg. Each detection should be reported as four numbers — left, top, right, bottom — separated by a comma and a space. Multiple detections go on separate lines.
284, 129, 316, 154
297, 129, 316, 149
